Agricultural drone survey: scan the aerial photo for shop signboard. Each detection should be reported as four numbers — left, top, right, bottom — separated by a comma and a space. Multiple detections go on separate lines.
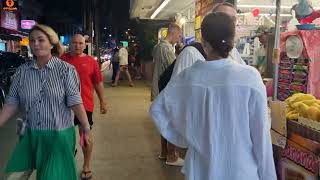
2, 0, 18, 11
21, 20, 36, 29
237, 14, 265, 26
1, 10, 18, 30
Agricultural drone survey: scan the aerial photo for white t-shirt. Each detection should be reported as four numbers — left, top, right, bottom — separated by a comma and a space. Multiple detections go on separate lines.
172, 46, 205, 78
119, 47, 128, 65
172, 47, 246, 79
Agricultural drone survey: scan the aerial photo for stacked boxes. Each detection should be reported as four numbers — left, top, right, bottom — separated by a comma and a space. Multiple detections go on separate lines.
278, 53, 309, 101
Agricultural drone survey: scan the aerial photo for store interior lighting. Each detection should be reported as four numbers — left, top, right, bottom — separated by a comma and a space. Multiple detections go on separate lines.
260, 13, 292, 17
238, 4, 320, 9
151, 0, 171, 19
238, 5, 291, 9
238, 13, 292, 17
179, 18, 186, 25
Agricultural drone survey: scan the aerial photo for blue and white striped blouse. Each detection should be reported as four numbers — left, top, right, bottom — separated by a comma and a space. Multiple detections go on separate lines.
6, 57, 82, 130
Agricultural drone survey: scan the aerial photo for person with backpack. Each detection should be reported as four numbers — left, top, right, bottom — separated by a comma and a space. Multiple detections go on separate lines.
150, 12, 276, 180
158, 42, 206, 92
152, 23, 184, 166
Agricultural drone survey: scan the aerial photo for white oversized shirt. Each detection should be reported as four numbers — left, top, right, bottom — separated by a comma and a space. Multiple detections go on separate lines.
230, 47, 246, 65
150, 59, 276, 180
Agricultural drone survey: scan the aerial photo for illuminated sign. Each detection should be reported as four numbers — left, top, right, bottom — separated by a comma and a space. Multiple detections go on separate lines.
20, 37, 29, 46
2, 0, 18, 11
121, 41, 128, 47
21, 20, 36, 29
1, 10, 18, 30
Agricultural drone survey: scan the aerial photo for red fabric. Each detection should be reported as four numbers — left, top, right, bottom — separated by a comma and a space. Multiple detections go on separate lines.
298, 11, 320, 24
61, 53, 103, 112
308, 61, 320, 99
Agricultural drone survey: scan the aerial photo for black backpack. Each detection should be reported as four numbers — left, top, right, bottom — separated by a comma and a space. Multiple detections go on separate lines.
158, 60, 176, 92
158, 43, 206, 92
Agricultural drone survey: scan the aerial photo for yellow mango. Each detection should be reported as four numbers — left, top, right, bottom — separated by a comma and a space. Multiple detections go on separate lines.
294, 94, 315, 103
302, 100, 317, 106
296, 102, 309, 118
311, 103, 320, 110
287, 113, 299, 120
306, 107, 320, 121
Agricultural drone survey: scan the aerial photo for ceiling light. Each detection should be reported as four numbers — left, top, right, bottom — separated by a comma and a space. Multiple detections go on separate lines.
238, 13, 292, 17
151, 0, 171, 19
179, 18, 186, 25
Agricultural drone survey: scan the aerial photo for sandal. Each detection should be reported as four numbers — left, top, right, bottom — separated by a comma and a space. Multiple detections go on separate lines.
81, 171, 92, 180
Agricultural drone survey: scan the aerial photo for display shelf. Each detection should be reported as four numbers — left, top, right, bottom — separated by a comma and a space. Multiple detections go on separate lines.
287, 120, 320, 143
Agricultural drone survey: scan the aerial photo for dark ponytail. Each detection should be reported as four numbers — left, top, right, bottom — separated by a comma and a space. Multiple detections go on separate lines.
201, 12, 235, 58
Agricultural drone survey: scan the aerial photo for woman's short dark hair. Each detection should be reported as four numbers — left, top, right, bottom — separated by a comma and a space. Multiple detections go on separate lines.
201, 12, 235, 58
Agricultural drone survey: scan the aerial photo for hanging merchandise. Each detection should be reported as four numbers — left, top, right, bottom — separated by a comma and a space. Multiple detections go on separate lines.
292, 0, 320, 24
278, 30, 320, 100
285, 35, 304, 58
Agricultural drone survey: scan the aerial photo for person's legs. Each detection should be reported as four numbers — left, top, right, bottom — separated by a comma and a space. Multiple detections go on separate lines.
134, 62, 142, 80
124, 68, 134, 86
160, 137, 184, 166
112, 69, 121, 87
112, 62, 119, 83
76, 111, 94, 179
166, 142, 178, 162
160, 136, 168, 159
81, 128, 93, 179
111, 62, 117, 83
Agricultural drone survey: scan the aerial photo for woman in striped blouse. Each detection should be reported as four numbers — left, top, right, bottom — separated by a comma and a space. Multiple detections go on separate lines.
0, 24, 91, 180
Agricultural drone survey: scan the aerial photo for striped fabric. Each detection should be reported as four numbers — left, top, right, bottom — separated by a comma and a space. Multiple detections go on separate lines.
6, 57, 82, 130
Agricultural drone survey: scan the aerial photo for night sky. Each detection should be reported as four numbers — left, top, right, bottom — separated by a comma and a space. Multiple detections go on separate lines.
37, 0, 130, 34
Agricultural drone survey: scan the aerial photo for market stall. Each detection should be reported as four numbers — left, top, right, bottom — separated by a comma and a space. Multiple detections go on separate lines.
270, 1, 320, 179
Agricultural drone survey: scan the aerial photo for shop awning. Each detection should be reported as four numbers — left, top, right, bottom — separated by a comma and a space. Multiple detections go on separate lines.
0, 27, 28, 41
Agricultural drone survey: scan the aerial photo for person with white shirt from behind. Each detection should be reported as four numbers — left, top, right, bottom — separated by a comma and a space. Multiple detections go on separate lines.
150, 12, 276, 180
211, 2, 246, 65
112, 43, 134, 87
171, 42, 207, 79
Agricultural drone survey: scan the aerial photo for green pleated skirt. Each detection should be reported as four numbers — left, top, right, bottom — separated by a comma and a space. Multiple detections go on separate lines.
6, 127, 78, 180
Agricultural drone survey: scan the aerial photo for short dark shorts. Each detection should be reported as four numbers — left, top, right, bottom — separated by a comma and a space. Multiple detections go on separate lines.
74, 111, 93, 129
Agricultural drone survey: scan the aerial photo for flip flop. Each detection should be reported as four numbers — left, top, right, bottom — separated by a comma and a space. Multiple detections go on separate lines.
166, 157, 184, 167
81, 171, 92, 180
158, 155, 166, 160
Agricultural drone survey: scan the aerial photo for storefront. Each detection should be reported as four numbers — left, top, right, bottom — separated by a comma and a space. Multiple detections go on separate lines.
0, 5, 29, 54
131, 0, 320, 178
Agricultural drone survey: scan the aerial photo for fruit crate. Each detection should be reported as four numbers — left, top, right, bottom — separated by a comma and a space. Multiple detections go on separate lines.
297, 117, 320, 132
287, 119, 320, 143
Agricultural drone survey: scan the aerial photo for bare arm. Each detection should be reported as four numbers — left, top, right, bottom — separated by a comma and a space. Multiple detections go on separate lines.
94, 82, 107, 114
71, 104, 90, 129
94, 82, 105, 105
0, 104, 18, 127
